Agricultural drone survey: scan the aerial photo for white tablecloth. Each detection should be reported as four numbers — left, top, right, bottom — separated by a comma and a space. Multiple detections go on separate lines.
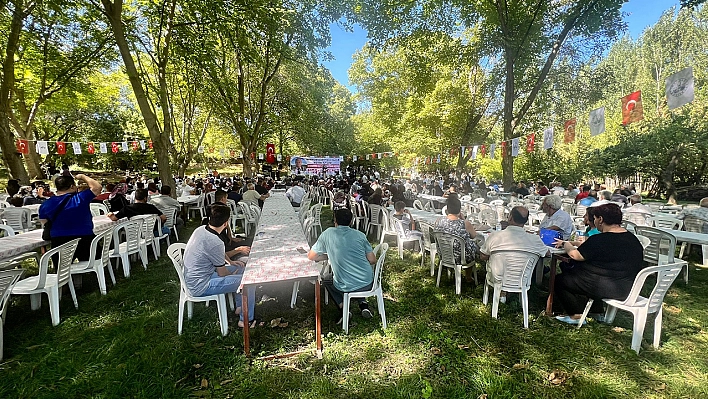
177, 195, 200, 205
0, 215, 117, 262
239, 192, 319, 289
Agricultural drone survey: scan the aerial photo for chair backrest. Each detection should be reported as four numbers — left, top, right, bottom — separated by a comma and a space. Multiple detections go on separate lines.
90, 203, 109, 216
473, 197, 485, 204
413, 200, 424, 210
371, 243, 389, 291
419, 221, 435, 250
478, 209, 497, 225
33, 238, 80, 291
0, 269, 24, 319
135, 214, 158, 241
649, 215, 683, 230
0, 224, 15, 238
621, 220, 637, 233
114, 218, 144, 254
683, 216, 706, 234
435, 231, 467, 266
2, 207, 32, 231
624, 211, 649, 226
575, 204, 587, 217
618, 261, 686, 314
489, 199, 504, 206
247, 203, 261, 223
635, 226, 676, 265
160, 207, 177, 229
86, 228, 114, 269
238, 202, 255, 223
488, 250, 541, 290
205, 191, 216, 206
167, 243, 189, 292
368, 204, 383, 225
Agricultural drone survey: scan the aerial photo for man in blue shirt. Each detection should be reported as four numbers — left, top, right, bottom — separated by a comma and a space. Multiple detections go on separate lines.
308, 208, 376, 324
39, 174, 102, 261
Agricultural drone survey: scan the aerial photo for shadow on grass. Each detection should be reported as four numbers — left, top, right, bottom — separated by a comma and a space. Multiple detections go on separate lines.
1, 214, 707, 398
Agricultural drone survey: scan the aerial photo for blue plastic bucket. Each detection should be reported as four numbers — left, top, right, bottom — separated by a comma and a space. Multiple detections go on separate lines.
539, 228, 562, 246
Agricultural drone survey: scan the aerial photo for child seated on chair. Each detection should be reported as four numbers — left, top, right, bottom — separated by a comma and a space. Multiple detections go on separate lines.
392, 201, 423, 238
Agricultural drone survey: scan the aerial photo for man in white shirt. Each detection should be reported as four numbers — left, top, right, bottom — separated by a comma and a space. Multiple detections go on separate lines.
539, 195, 575, 240
150, 185, 184, 228
285, 182, 305, 207
241, 183, 266, 207
480, 206, 550, 299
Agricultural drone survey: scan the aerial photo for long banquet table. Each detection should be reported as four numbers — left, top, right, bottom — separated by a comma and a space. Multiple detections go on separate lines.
0, 215, 118, 262
238, 192, 322, 358
655, 227, 708, 266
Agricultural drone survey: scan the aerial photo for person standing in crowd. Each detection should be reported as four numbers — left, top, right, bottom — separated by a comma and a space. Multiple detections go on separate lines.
38, 174, 102, 261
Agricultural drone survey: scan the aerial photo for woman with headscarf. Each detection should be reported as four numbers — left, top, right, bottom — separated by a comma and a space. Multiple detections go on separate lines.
108, 183, 130, 212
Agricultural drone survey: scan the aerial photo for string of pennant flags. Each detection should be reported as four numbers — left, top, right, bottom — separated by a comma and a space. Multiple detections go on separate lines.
13, 67, 695, 165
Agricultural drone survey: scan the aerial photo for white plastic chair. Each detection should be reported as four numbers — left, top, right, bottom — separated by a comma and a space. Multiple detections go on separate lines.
238, 202, 256, 236
366, 204, 385, 240
342, 243, 389, 333
110, 218, 148, 278
635, 226, 680, 281
70, 228, 115, 295
575, 204, 587, 218
1, 269, 24, 360
11, 239, 80, 326
385, 212, 423, 260
306, 203, 322, 237
90, 203, 109, 216
412, 200, 424, 210
576, 261, 686, 354
167, 243, 229, 336
482, 250, 540, 328
159, 206, 179, 242
434, 231, 477, 294
135, 214, 160, 260
649, 215, 683, 230
1, 207, 34, 232
226, 200, 245, 234
420, 221, 438, 276
186, 194, 205, 220
624, 212, 650, 226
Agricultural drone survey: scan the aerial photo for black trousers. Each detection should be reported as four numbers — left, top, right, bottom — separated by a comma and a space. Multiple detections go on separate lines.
554, 270, 632, 315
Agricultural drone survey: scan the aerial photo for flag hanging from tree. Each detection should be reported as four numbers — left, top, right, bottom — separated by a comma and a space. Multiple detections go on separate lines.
56, 141, 66, 155
121, 142, 129, 152
132, 141, 139, 151
100, 143, 108, 153
489, 144, 496, 159
87, 142, 96, 154
666, 67, 694, 110
36, 141, 49, 155
564, 119, 577, 144
480, 145, 486, 158
621, 90, 643, 125
543, 127, 554, 149
471, 145, 478, 160
501, 142, 507, 157
589, 107, 606, 136
526, 133, 535, 153
72, 142, 82, 155
111, 142, 119, 153
16, 139, 29, 154
511, 138, 520, 157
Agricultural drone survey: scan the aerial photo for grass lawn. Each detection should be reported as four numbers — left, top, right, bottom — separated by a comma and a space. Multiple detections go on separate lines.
1, 208, 707, 398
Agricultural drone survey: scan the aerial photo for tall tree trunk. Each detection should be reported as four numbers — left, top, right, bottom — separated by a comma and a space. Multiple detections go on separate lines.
501, 53, 516, 190
662, 151, 681, 205
101, 0, 175, 195
0, 0, 31, 184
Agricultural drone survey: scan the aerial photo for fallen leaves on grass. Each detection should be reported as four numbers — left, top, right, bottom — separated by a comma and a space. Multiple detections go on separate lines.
654, 383, 667, 392
200, 378, 209, 388
220, 379, 234, 385
512, 363, 528, 370
193, 364, 202, 369
270, 317, 289, 328
548, 370, 569, 386
664, 305, 681, 314
457, 344, 469, 350
612, 327, 626, 333
431, 347, 442, 355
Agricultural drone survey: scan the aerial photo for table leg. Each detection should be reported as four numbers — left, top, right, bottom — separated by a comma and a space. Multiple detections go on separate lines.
242, 286, 250, 357
315, 279, 322, 358
546, 256, 558, 316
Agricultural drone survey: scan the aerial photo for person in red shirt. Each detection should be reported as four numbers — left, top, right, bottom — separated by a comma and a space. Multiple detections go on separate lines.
93, 183, 115, 203
575, 185, 591, 203
537, 181, 549, 196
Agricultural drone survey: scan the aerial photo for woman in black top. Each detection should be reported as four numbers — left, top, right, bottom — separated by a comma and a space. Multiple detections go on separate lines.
553, 203, 644, 323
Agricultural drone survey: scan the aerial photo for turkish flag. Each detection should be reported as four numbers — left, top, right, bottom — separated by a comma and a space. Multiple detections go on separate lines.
501, 141, 507, 157
148, 140, 153, 149
621, 90, 643, 125
266, 143, 275, 163
564, 119, 577, 144
56, 141, 66, 155
87, 142, 95, 154
526, 134, 535, 153
132, 141, 139, 151
480, 145, 486, 158
111, 142, 119, 153
16, 139, 29, 154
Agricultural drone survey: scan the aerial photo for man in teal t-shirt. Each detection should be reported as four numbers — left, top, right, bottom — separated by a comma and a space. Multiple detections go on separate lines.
308, 208, 376, 324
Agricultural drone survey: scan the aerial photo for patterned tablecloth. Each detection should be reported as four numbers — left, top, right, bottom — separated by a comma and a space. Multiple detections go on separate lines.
0, 215, 118, 262
239, 192, 319, 289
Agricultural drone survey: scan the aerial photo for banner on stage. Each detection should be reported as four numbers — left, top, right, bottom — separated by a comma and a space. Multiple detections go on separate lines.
290, 156, 341, 175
